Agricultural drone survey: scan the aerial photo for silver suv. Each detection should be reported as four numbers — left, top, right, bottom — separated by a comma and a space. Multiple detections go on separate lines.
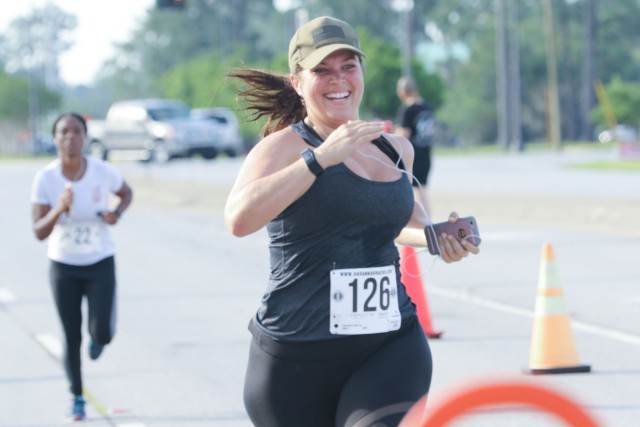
87, 99, 219, 162
191, 108, 244, 157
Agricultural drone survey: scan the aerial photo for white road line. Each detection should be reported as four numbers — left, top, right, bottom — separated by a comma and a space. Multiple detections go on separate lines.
572, 321, 640, 346
34, 333, 63, 359
32, 332, 149, 427
429, 285, 640, 347
429, 286, 535, 318
480, 231, 544, 241
0, 287, 16, 303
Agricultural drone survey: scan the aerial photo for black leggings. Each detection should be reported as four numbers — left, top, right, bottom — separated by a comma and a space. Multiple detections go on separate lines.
244, 316, 432, 427
49, 256, 117, 396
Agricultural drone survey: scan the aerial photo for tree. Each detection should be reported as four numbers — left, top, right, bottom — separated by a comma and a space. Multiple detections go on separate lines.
0, 4, 74, 135
430, 0, 500, 144
590, 77, 640, 129
101, 0, 272, 98
35, 0, 640, 147
0, 3, 76, 89
0, 69, 60, 122
357, 28, 443, 120
155, 25, 443, 139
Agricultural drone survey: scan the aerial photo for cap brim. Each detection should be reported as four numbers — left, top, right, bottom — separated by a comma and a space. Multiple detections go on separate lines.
298, 44, 365, 70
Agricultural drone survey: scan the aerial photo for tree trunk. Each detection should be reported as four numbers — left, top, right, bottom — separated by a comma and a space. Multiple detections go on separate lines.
580, 0, 597, 141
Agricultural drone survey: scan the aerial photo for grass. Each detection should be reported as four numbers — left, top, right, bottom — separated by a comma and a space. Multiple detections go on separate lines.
434, 140, 618, 156
571, 160, 640, 171
435, 140, 640, 172
3, 140, 640, 171
0, 153, 55, 162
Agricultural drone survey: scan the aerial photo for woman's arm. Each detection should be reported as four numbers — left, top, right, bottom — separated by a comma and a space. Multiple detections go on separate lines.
397, 211, 479, 262
388, 134, 479, 262
99, 181, 133, 225
224, 129, 318, 237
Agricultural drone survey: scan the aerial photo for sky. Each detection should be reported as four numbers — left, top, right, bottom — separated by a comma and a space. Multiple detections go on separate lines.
0, 0, 155, 86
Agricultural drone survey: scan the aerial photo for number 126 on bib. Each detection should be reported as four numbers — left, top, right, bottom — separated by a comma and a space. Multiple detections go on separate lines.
329, 265, 401, 335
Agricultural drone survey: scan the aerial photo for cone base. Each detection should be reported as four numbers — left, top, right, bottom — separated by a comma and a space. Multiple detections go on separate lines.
426, 331, 443, 339
525, 364, 591, 375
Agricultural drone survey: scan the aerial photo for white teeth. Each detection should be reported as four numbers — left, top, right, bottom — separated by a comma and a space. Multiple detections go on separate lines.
326, 92, 349, 99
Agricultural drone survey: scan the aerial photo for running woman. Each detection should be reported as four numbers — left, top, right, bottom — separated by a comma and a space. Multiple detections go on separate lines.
31, 112, 132, 421
225, 16, 479, 427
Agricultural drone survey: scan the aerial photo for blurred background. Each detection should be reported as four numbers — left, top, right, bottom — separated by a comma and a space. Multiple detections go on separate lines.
2, 4, 640, 424
1, 0, 638, 158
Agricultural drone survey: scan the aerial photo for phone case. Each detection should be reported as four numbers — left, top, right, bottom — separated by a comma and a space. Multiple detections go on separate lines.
424, 216, 481, 256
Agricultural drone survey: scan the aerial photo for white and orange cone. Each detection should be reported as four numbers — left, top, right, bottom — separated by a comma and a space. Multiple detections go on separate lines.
525, 243, 591, 374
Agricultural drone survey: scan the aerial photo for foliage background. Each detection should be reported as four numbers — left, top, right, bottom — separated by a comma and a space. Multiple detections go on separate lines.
1, 0, 639, 151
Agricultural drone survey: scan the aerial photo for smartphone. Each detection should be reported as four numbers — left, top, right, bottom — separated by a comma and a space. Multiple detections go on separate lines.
424, 216, 481, 256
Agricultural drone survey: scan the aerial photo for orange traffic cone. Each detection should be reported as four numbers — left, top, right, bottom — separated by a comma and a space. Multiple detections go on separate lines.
526, 243, 590, 374
400, 245, 443, 338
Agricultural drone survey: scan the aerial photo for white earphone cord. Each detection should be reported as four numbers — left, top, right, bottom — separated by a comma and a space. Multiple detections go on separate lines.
355, 137, 480, 271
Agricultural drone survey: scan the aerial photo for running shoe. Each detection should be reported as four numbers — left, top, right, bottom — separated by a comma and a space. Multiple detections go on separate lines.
88, 339, 104, 360
68, 395, 85, 421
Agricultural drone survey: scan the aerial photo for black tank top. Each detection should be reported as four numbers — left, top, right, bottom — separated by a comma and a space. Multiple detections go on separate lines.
251, 121, 417, 341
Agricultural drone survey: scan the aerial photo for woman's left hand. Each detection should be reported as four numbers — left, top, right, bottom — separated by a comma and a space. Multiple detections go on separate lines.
97, 211, 119, 225
438, 212, 480, 263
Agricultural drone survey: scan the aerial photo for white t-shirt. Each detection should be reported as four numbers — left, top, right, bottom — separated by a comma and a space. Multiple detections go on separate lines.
30, 157, 124, 266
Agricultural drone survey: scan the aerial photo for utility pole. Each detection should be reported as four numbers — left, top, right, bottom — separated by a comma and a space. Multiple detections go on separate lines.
496, 0, 508, 150
580, 0, 597, 141
402, 7, 412, 77
495, 0, 522, 151
542, 0, 562, 150
390, 0, 414, 78
508, 1, 522, 152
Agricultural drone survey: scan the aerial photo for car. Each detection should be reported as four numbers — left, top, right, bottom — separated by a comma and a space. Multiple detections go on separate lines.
30, 135, 57, 156
598, 125, 638, 143
191, 108, 244, 157
87, 99, 220, 162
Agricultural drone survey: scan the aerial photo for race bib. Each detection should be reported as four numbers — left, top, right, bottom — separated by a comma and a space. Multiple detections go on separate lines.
57, 222, 102, 255
330, 265, 401, 335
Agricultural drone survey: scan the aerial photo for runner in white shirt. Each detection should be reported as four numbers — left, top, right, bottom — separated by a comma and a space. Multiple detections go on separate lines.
31, 112, 133, 422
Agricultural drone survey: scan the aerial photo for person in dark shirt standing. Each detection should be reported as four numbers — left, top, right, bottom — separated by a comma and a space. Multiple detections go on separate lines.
396, 76, 436, 217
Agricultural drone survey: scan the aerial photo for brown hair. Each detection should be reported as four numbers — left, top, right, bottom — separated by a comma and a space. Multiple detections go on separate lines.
227, 68, 306, 138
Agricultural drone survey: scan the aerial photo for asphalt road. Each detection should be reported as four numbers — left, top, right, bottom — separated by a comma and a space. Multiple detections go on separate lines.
1, 147, 639, 426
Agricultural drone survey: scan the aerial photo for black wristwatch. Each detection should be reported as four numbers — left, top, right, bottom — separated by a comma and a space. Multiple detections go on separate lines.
300, 148, 324, 177
113, 208, 123, 218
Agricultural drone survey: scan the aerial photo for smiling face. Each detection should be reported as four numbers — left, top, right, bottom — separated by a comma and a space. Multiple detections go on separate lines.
295, 49, 364, 129
53, 115, 86, 158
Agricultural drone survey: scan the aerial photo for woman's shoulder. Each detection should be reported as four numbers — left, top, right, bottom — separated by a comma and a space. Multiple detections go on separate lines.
243, 126, 307, 171
86, 156, 123, 178
86, 156, 113, 169
254, 126, 305, 153
34, 158, 60, 179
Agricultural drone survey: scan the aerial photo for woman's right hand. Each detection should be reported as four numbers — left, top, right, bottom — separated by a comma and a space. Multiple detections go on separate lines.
56, 183, 74, 215
314, 120, 385, 168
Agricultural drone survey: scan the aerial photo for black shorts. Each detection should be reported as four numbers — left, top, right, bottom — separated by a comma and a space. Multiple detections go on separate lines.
412, 146, 432, 186
243, 316, 432, 427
